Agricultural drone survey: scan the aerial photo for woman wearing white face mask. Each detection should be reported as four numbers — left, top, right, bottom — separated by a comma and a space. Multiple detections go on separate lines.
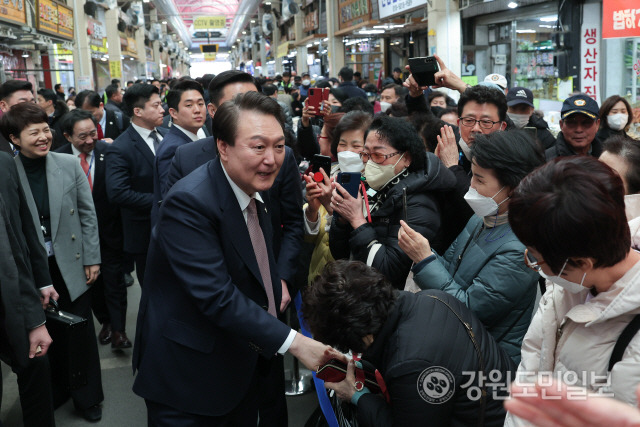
398, 130, 544, 364
329, 116, 457, 290
302, 111, 371, 284
597, 95, 633, 143
503, 157, 640, 426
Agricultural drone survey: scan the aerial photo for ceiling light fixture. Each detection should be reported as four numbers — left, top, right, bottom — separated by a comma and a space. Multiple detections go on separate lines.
507, 2, 518, 8
162, 20, 167, 24
540, 16, 557, 22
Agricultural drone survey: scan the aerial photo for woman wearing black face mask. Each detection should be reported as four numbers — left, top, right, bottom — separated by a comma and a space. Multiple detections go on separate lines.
290, 90, 303, 117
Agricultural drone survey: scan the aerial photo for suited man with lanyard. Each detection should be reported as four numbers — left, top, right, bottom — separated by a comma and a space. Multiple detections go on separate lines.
56, 109, 131, 350
151, 79, 206, 227
133, 92, 341, 425
0, 80, 36, 156
105, 83, 166, 288
75, 90, 130, 144
165, 71, 304, 426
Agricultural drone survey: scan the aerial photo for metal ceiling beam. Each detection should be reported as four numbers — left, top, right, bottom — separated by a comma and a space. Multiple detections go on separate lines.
225, 0, 259, 47
153, 0, 192, 46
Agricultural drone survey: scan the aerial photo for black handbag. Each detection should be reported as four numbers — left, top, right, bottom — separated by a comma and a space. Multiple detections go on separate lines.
45, 299, 89, 390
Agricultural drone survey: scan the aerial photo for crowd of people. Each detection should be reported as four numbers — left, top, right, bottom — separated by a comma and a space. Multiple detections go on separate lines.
1, 57, 640, 427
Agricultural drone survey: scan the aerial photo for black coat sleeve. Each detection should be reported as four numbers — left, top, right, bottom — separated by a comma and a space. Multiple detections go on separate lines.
296, 120, 320, 160
405, 93, 433, 117
105, 143, 153, 210
275, 148, 304, 286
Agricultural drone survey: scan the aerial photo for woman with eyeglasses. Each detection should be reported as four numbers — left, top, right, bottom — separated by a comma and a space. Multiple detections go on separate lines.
398, 130, 544, 364
504, 156, 640, 425
329, 115, 457, 290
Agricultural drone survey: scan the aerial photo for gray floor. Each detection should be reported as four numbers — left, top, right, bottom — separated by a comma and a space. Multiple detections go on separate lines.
1, 275, 319, 426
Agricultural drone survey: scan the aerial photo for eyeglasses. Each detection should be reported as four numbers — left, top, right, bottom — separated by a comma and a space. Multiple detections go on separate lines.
359, 151, 401, 164
524, 249, 545, 272
460, 117, 503, 129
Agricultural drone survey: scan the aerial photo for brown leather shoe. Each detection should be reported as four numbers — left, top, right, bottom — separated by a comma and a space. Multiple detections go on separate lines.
111, 331, 132, 350
98, 323, 112, 345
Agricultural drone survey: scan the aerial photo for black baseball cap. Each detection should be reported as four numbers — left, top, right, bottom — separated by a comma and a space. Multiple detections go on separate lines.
506, 87, 534, 108
561, 94, 599, 120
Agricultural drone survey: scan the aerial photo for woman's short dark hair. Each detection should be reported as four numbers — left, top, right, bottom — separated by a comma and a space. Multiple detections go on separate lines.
331, 111, 372, 157
602, 134, 640, 194
365, 115, 426, 172
212, 91, 285, 146
302, 260, 397, 353
339, 97, 374, 115
122, 83, 160, 117
329, 88, 348, 105
509, 156, 630, 274
458, 85, 507, 122
599, 95, 633, 131
421, 116, 449, 152
471, 130, 545, 189
0, 102, 48, 141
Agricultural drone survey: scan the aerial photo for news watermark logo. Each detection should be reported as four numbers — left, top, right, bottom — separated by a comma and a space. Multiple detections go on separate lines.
417, 366, 455, 404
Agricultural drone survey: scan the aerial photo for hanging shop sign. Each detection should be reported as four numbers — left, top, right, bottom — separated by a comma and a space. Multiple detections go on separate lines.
0, 0, 27, 26
109, 60, 122, 79
193, 16, 226, 30
339, 0, 372, 31
88, 18, 107, 53
581, 2, 601, 104
37, 0, 58, 36
378, 0, 428, 20
57, 3, 73, 39
602, 0, 640, 39
277, 42, 290, 58
303, 10, 319, 33
36, 0, 74, 39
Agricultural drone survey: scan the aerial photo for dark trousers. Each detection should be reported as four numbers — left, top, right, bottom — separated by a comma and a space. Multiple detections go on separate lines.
49, 258, 104, 410
92, 243, 126, 332
146, 359, 268, 427
134, 252, 148, 287
258, 355, 288, 427
0, 357, 56, 427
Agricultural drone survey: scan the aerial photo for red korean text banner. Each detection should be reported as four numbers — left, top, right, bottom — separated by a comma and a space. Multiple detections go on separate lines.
603, 0, 640, 39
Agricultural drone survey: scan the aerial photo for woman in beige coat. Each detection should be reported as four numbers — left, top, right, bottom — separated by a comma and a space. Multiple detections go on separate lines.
505, 156, 640, 425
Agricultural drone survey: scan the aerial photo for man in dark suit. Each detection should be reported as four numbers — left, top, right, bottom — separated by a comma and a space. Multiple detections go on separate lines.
0, 152, 56, 427
0, 80, 36, 155
75, 90, 130, 143
104, 83, 124, 115
133, 91, 339, 426
166, 71, 304, 426
151, 79, 206, 226
56, 109, 131, 350
105, 83, 166, 289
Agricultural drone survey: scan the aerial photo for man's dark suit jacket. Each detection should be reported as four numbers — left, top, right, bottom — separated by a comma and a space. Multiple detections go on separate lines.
0, 152, 50, 370
103, 109, 130, 141
151, 125, 193, 227
132, 158, 291, 416
105, 125, 166, 254
55, 141, 123, 250
167, 139, 304, 287
0, 133, 14, 156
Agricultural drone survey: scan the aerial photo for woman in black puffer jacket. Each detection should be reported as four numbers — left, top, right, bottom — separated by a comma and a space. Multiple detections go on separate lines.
329, 115, 456, 289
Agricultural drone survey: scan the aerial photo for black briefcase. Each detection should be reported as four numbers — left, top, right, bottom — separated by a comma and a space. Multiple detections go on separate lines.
45, 299, 89, 390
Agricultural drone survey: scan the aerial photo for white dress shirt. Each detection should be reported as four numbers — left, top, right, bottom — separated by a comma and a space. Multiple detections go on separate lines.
131, 122, 163, 155
172, 124, 200, 142
98, 110, 107, 136
71, 145, 95, 184
220, 162, 296, 354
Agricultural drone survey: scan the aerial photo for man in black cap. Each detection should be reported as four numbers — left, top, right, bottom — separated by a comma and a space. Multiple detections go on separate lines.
545, 94, 601, 161
392, 67, 403, 85
506, 86, 556, 149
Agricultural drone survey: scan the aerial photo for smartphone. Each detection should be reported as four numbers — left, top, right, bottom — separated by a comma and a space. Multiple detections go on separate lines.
402, 187, 408, 223
337, 172, 361, 199
308, 88, 328, 116
408, 56, 440, 87
311, 154, 331, 182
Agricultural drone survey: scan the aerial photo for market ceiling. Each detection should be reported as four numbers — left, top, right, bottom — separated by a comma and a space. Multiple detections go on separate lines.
170, 0, 257, 48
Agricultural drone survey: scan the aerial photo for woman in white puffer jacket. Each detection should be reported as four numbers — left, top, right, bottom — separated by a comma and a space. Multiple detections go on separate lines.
504, 156, 640, 426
